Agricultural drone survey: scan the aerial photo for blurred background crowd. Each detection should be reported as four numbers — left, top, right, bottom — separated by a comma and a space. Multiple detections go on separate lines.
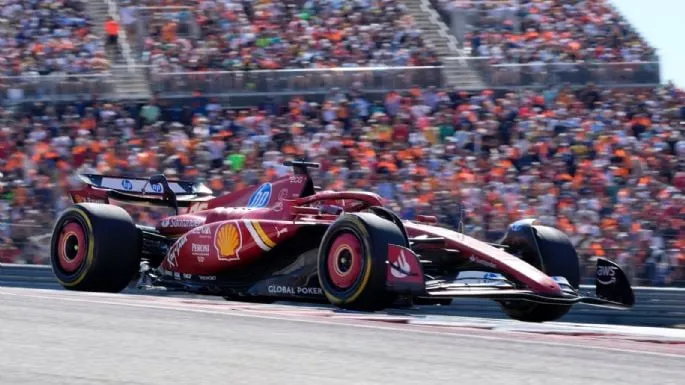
126, 0, 442, 70
438, 0, 656, 64
0, 0, 110, 76
0, 0, 682, 286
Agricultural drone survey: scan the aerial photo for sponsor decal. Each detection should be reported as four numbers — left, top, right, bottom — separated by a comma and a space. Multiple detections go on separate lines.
173, 272, 181, 280
390, 250, 411, 279
73, 196, 107, 204
121, 179, 133, 191
159, 217, 204, 229
267, 285, 323, 296
275, 227, 288, 238
191, 242, 209, 251
165, 236, 187, 268
188, 202, 209, 213
455, 271, 509, 285
247, 183, 272, 208
484, 272, 503, 281
469, 255, 497, 269
189, 225, 212, 236
103, 177, 188, 194
272, 189, 290, 212
182, 273, 192, 279
191, 243, 210, 263
244, 221, 276, 252
597, 265, 618, 285
198, 275, 216, 281
214, 223, 243, 261
289, 175, 305, 184
457, 271, 503, 280
151, 183, 163, 193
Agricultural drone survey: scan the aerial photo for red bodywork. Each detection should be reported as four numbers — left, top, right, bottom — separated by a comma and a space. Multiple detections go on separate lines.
69, 173, 563, 297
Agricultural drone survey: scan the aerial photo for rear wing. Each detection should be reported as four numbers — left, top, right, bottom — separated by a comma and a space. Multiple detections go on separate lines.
71, 174, 214, 214
78, 174, 213, 196
73, 161, 319, 212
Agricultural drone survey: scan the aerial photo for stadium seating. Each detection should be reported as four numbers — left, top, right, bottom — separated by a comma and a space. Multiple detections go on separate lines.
0, 0, 108, 76
437, 0, 657, 63
123, 0, 441, 70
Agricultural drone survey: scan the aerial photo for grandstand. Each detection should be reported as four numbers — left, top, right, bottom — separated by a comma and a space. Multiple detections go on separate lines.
0, 0, 663, 104
0, 0, 682, 285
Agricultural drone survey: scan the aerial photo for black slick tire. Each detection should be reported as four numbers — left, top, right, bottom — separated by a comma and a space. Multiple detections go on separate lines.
50, 203, 141, 292
500, 224, 581, 322
317, 213, 406, 311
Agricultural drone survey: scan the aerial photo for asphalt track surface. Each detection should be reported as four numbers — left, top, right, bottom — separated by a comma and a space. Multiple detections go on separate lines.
1, 288, 684, 385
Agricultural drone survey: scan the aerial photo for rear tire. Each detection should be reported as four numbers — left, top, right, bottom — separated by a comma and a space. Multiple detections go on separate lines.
317, 213, 406, 311
51, 203, 141, 292
499, 222, 580, 322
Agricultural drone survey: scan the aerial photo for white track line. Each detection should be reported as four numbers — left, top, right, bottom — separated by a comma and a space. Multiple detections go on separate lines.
1, 288, 683, 359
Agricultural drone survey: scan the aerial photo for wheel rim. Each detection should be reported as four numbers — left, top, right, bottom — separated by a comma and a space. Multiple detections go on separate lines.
326, 232, 363, 290
57, 221, 87, 273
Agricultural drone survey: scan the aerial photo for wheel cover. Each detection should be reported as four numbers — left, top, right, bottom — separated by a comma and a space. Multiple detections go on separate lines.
57, 222, 87, 273
326, 232, 363, 290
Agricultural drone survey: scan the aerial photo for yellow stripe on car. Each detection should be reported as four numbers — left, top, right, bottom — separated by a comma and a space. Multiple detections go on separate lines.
243, 221, 272, 252
251, 221, 276, 249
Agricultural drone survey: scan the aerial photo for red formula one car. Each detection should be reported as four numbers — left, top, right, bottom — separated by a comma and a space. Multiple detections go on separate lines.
50, 161, 634, 322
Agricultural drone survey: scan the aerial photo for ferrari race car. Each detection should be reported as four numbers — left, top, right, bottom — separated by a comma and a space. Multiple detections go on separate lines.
51, 161, 635, 322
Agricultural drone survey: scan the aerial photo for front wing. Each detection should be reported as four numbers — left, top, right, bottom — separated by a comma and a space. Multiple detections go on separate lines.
387, 245, 635, 310
422, 286, 634, 310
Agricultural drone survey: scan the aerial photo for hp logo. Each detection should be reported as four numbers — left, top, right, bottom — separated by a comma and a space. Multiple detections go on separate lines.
121, 179, 133, 191
247, 183, 272, 208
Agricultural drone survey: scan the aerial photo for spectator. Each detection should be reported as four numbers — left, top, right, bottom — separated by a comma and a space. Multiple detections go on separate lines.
104, 17, 121, 56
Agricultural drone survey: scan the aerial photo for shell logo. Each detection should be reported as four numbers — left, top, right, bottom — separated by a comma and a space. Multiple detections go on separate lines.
214, 223, 242, 261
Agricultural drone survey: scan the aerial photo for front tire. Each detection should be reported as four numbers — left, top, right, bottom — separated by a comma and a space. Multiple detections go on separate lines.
51, 203, 141, 292
499, 222, 580, 322
317, 213, 406, 311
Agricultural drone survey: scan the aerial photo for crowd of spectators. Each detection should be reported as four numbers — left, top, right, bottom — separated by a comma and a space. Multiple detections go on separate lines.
1, 84, 683, 285
0, 0, 660, 74
0, 0, 109, 76
437, 0, 657, 65
120, 0, 441, 71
